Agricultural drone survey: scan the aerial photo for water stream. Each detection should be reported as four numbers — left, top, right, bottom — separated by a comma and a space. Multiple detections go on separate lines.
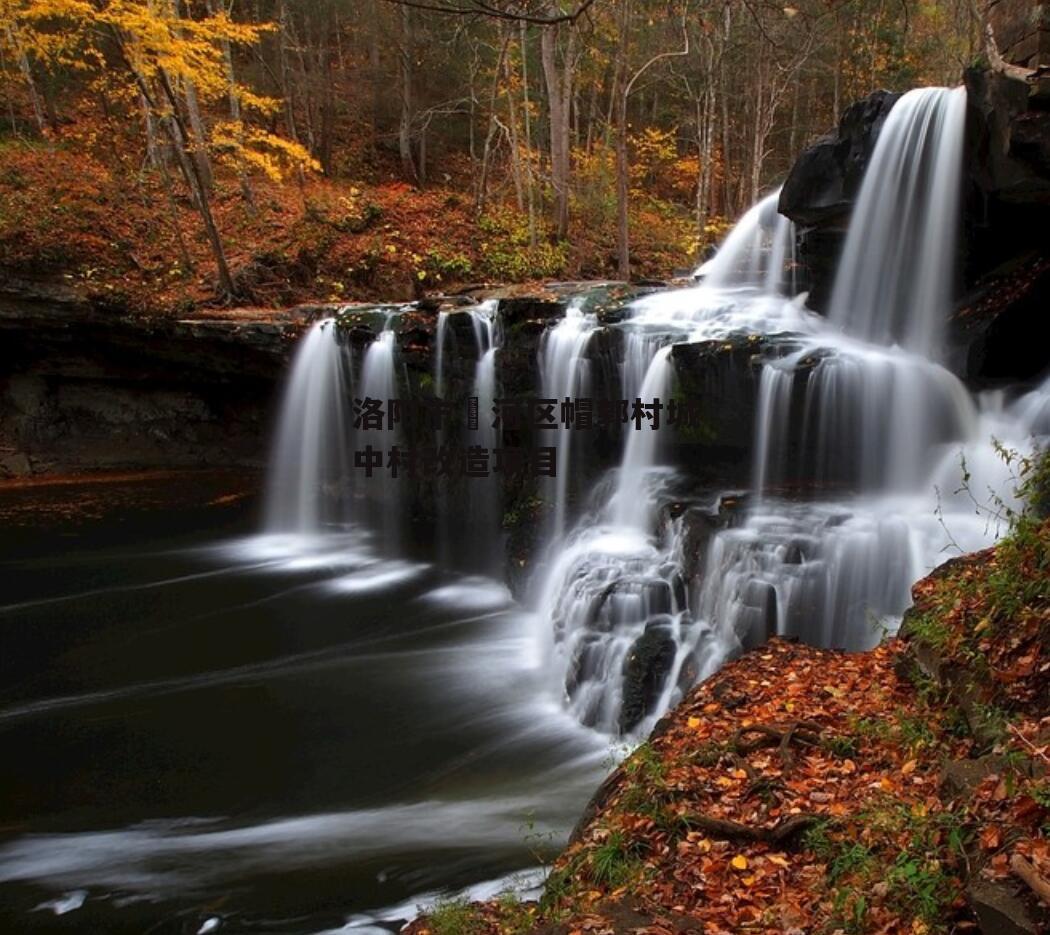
3, 83, 1049, 935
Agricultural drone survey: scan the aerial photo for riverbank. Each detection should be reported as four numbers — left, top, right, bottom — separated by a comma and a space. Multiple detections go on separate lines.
408, 517, 1050, 935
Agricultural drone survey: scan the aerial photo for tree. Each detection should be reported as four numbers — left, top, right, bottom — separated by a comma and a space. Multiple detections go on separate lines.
6, 0, 318, 299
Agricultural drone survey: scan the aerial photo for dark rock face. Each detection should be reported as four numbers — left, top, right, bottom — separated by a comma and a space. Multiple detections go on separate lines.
778, 67, 1050, 390
955, 67, 1050, 386
0, 284, 305, 476
779, 90, 901, 228
619, 622, 677, 734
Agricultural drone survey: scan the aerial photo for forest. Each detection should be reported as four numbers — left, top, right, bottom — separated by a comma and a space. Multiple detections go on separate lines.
1, 1, 1049, 933
1, 0, 979, 309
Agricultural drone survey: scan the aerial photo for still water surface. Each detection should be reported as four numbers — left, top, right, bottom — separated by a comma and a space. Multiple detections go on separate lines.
0, 474, 607, 933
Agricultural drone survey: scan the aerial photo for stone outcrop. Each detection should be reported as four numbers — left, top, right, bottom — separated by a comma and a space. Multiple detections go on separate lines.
778, 65, 1050, 389
0, 281, 306, 477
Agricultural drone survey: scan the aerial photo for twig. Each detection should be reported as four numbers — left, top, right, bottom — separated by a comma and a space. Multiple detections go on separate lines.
1011, 853, 1050, 906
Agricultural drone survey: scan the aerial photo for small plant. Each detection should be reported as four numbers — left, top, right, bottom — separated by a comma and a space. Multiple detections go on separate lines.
588, 830, 642, 888
822, 734, 860, 759
884, 852, 956, 924
828, 843, 875, 883
425, 897, 484, 935
830, 886, 869, 934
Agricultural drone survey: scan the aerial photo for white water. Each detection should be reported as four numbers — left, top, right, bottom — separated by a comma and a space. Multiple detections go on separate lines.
469, 301, 503, 552
534, 190, 805, 737
533, 84, 1048, 737
264, 319, 353, 535
828, 87, 968, 357
259, 86, 1042, 748
539, 298, 599, 541
611, 347, 674, 530
695, 189, 797, 295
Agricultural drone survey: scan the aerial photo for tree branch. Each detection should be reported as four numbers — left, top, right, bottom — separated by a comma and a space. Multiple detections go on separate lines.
377, 0, 598, 25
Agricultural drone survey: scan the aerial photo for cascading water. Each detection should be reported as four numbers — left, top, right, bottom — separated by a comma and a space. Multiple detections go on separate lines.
611, 347, 673, 531
434, 310, 450, 400
264, 319, 353, 535
258, 84, 1043, 746
535, 195, 804, 737
469, 301, 503, 556
535, 84, 1046, 738
539, 298, 599, 541
828, 87, 967, 357
694, 189, 797, 295
358, 322, 401, 549
700, 85, 1046, 665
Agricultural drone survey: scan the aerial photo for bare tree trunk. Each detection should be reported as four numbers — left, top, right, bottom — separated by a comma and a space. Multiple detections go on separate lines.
114, 38, 236, 298
141, 91, 160, 168
719, 3, 732, 214
750, 58, 764, 203
5, 26, 47, 136
520, 21, 538, 247
318, 43, 336, 175
504, 46, 525, 212
398, 4, 419, 184
476, 33, 511, 214
158, 72, 234, 297
369, 0, 382, 144
540, 18, 573, 240
614, 0, 631, 279
206, 0, 253, 203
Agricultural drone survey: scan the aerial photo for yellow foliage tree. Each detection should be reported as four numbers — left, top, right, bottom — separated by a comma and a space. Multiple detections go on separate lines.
1, 0, 318, 298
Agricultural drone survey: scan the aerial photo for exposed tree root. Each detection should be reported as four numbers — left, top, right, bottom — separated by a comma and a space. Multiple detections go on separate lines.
731, 720, 823, 767
678, 812, 820, 844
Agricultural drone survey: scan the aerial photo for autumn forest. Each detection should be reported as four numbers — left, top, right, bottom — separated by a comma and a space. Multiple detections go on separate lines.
1, 0, 980, 310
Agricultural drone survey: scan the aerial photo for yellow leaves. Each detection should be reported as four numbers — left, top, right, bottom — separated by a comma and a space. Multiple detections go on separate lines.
901, 759, 918, 776
687, 716, 701, 729
233, 84, 281, 116
730, 854, 749, 871
211, 121, 319, 182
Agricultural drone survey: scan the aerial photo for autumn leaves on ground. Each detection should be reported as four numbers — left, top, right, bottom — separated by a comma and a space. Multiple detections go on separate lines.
0, 136, 702, 315
410, 461, 1050, 935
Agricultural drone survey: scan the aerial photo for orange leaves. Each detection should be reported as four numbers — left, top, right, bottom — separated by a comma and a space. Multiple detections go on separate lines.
979, 825, 1003, 851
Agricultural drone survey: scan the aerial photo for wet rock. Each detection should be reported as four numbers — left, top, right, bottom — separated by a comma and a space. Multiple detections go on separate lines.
619, 623, 677, 734
968, 880, 1043, 935
780, 89, 901, 227
0, 451, 32, 476
0, 288, 304, 473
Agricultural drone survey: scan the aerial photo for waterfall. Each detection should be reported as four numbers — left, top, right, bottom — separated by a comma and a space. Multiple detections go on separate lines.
469, 302, 502, 556
434, 311, 450, 400
693, 189, 796, 294
751, 88, 973, 498
535, 193, 804, 736
828, 87, 967, 357
264, 319, 352, 535
258, 82, 1043, 745
532, 83, 1046, 738
610, 347, 673, 530
539, 299, 598, 541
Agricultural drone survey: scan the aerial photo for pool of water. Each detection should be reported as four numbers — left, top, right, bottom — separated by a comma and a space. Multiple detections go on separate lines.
0, 473, 608, 934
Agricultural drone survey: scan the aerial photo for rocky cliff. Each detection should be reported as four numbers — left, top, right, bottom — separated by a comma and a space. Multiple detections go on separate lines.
780, 65, 1050, 390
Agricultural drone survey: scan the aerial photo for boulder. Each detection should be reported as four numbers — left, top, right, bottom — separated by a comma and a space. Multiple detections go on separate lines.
619, 622, 677, 734
779, 90, 901, 227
